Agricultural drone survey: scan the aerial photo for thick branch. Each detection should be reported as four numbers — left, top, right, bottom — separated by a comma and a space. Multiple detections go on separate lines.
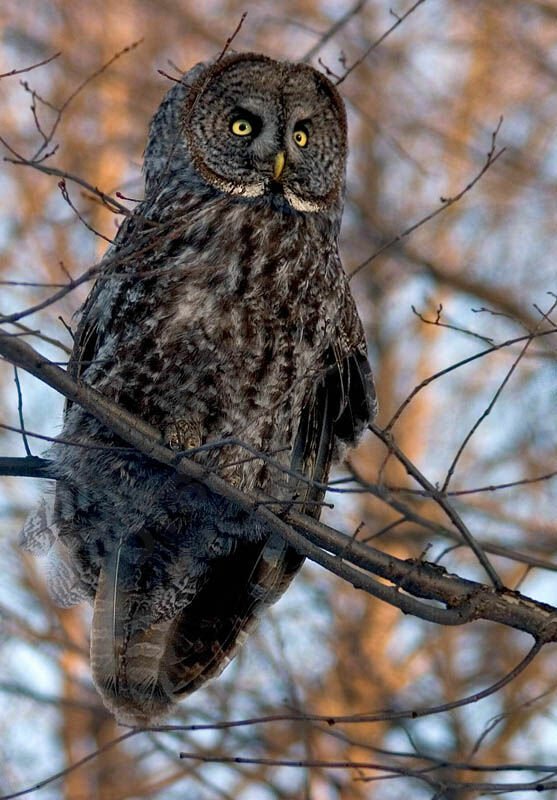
2, 330, 557, 641
0, 456, 52, 479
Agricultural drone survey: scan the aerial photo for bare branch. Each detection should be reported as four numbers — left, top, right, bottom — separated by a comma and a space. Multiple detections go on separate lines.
6, 321, 72, 355
57, 178, 113, 243
442, 296, 557, 491
0, 152, 129, 216
301, 1, 367, 63
0, 731, 137, 800
0, 638, 543, 800
349, 118, 505, 279
369, 423, 503, 588
384, 327, 557, 433
31, 39, 144, 161
12, 367, 32, 456
4, 332, 557, 640
445, 471, 557, 497
0, 456, 51, 479
216, 12, 248, 62
336, 0, 427, 85
411, 303, 495, 345
0, 52, 60, 80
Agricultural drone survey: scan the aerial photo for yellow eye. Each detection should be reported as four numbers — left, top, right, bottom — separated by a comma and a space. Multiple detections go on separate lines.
293, 129, 308, 147
231, 119, 252, 136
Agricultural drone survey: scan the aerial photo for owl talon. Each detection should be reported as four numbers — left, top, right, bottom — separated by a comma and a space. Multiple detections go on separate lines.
164, 420, 202, 452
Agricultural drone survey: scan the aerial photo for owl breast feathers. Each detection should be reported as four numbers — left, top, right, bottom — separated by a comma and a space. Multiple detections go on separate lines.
21, 52, 376, 723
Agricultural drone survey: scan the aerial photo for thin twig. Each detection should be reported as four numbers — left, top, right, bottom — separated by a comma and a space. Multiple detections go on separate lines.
376, 470, 557, 497
336, 0, 427, 85
0, 149, 129, 215
0, 422, 135, 453
411, 303, 495, 345
12, 368, 32, 456
179, 751, 435, 785
361, 515, 406, 543
301, 1, 367, 63
32, 38, 144, 161
157, 69, 184, 84
58, 179, 113, 243
7, 321, 72, 354
442, 296, 557, 491
349, 118, 505, 279
369, 422, 503, 589
217, 12, 248, 61
384, 327, 557, 433
0, 52, 60, 80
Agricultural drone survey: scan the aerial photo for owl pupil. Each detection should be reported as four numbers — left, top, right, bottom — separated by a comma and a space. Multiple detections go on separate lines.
294, 128, 308, 147
231, 117, 254, 136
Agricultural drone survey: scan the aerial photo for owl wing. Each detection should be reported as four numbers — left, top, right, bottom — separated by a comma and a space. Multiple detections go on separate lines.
67, 213, 139, 389
291, 344, 377, 514
162, 344, 377, 702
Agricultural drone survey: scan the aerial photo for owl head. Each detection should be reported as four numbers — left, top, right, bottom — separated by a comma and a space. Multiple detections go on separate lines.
145, 53, 347, 214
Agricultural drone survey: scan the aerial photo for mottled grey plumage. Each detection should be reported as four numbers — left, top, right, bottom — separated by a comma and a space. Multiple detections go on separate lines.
21, 52, 376, 723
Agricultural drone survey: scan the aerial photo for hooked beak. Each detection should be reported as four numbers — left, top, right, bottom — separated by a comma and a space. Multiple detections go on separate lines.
273, 151, 286, 181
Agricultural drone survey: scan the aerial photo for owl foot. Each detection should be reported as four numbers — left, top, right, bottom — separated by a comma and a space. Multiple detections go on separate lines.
223, 472, 242, 488
164, 419, 203, 453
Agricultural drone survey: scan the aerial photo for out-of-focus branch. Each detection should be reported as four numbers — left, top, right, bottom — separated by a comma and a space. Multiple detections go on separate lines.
0, 682, 104, 714
29, 39, 143, 161
301, 1, 367, 63
401, 246, 555, 339
0, 730, 137, 800
0, 218, 162, 325
336, 0, 427, 85
0, 640, 543, 800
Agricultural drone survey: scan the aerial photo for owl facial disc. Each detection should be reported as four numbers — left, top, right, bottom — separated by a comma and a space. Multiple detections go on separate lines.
183, 53, 347, 212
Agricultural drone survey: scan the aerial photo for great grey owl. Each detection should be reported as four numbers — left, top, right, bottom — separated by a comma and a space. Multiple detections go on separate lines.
21, 52, 376, 724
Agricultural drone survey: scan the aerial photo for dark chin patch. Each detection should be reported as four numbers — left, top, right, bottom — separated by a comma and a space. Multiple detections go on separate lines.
268, 179, 284, 195
269, 191, 298, 215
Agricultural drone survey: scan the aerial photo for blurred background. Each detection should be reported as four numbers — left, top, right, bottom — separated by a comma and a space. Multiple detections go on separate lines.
0, 1, 556, 797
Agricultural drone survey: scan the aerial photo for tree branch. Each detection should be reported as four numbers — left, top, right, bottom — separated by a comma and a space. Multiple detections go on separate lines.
0, 456, 51, 479
0, 52, 60, 80
301, 1, 367, 63
349, 118, 505, 279
2, 330, 557, 642
336, 0, 427, 85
